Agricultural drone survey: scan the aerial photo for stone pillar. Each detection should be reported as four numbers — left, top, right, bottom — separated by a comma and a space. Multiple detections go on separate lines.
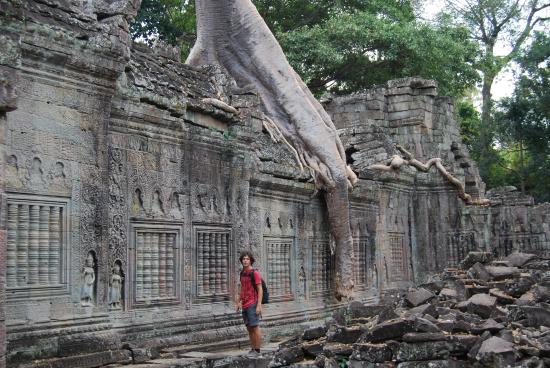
0, 31, 20, 368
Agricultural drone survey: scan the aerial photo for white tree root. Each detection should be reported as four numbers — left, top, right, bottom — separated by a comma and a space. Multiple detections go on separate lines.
368, 144, 490, 206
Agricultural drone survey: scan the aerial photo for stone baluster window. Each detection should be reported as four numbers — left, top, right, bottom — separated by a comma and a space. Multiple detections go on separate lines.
130, 221, 181, 308
389, 233, 410, 281
310, 240, 333, 295
266, 239, 293, 301
6, 194, 69, 297
353, 237, 370, 290
195, 227, 231, 302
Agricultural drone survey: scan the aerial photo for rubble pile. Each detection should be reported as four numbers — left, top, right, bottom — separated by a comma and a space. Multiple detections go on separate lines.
269, 252, 550, 367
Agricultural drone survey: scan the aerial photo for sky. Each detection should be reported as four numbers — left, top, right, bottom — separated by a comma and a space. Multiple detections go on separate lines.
421, 0, 517, 101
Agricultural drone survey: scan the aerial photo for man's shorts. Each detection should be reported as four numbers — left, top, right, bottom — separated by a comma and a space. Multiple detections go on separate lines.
242, 303, 261, 327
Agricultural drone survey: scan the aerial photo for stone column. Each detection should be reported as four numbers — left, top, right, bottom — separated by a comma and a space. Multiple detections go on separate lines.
0, 31, 20, 368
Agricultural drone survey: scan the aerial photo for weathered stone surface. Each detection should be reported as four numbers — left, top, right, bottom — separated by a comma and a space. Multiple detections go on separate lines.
322, 343, 353, 357
460, 252, 493, 270
485, 266, 521, 280
395, 341, 450, 362
351, 343, 393, 362
475, 336, 516, 366
302, 326, 327, 341
467, 263, 491, 282
406, 289, 435, 307
404, 304, 438, 319
326, 325, 363, 344
271, 346, 305, 367
302, 340, 324, 358
360, 319, 414, 342
466, 294, 497, 318
470, 319, 505, 334
396, 360, 468, 368
402, 333, 446, 343
504, 252, 538, 267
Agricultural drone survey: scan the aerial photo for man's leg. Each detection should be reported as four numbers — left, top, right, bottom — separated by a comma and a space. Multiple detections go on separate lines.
246, 325, 255, 349
248, 325, 261, 350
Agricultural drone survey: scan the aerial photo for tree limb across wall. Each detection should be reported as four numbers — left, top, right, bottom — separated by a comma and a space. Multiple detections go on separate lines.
369, 144, 491, 206
187, 0, 358, 299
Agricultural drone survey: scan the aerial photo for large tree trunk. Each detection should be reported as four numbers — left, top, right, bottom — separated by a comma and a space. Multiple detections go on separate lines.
187, 0, 357, 299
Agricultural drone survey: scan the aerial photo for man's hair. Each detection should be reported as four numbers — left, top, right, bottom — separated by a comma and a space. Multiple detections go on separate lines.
239, 250, 255, 265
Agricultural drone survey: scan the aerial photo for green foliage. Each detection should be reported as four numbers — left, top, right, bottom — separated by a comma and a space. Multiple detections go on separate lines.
491, 31, 550, 202
130, 0, 479, 98
457, 99, 481, 155
130, 0, 196, 56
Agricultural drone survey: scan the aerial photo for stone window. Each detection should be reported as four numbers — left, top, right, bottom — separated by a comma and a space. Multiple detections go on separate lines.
388, 233, 410, 282
353, 237, 371, 290
195, 226, 231, 302
129, 221, 182, 307
265, 238, 293, 301
310, 239, 333, 295
6, 194, 70, 297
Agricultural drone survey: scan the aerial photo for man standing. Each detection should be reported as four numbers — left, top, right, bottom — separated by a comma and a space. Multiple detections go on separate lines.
236, 251, 263, 356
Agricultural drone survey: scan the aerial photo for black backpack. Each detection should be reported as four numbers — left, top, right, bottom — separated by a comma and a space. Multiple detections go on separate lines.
241, 269, 269, 304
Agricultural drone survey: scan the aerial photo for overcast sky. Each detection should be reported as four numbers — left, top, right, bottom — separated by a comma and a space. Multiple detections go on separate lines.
421, 1, 516, 101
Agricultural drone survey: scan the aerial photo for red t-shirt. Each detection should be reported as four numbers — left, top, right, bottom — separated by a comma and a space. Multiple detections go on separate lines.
240, 269, 261, 309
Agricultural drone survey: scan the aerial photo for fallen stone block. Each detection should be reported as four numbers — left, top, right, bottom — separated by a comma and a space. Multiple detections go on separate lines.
470, 318, 505, 334
489, 288, 516, 305
467, 262, 491, 282
323, 343, 353, 358
511, 305, 550, 327
406, 288, 435, 307
359, 319, 414, 342
475, 336, 516, 366
349, 303, 390, 319
412, 316, 441, 333
351, 343, 393, 363
504, 252, 538, 267
394, 341, 450, 362
460, 252, 493, 269
438, 288, 457, 301
402, 332, 446, 343
302, 326, 327, 341
466, 293, 497, 319
485, 266, 520, 281
326, 325, 363, 344
270, 346, 304, 367
302, 340, 324, 358
396, 360, 468, 368
404, 303, 438, 319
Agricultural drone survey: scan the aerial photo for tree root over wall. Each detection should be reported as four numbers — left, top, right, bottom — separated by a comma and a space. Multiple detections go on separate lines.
187, 0, 358, 299
369, 144, 490, 206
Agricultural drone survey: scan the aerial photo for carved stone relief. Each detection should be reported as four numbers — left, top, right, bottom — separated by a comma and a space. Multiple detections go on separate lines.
108, 260, 124, 310
446, 231, 476, 267
108, 148, 128, 267
80, 251, 96, 307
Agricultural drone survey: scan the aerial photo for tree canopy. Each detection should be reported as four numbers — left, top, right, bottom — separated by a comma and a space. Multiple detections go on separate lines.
130, 0, 479, 98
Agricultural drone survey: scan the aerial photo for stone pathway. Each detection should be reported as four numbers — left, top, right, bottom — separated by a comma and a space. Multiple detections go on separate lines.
106, 343, 280, 368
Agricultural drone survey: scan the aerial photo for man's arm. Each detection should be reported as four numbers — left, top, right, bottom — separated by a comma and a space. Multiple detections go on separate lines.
255, 272, 263, 316
235, 283, 242, 312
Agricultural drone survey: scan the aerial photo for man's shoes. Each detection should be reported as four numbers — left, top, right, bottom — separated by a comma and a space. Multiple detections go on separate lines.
246, 349, 261, 358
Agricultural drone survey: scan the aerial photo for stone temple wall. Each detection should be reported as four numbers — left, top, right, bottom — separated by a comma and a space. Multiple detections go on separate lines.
1, 0, 549, 367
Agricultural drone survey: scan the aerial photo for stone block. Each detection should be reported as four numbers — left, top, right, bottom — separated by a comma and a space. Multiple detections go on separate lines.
271, 346, 304, 367
58, 333, 121, 356
360, 319, 415, 343
466, 294, 497, 319
302, 326, 327, 341
395, 341, 450, 362
504, 252, 538, 267
397, 361, 468, 368
405, 288, 435, 307
467, 263, 491, 282
459, 252, 493, 269
349, 303, 389, 319
402, 333, 446, 343
485, 266, 520, 280
323, 343, 353, 357
326, 325, 363, 344
404, 303, 438, 319
475, 336, 516, 366
302, 340, 324, 358
351, 343, 393, 363
489, 288, 515, 305
412, 317, 441, 333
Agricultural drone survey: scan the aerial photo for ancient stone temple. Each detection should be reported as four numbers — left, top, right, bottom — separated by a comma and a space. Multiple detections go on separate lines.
0, 0, 549, 367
